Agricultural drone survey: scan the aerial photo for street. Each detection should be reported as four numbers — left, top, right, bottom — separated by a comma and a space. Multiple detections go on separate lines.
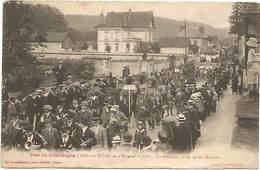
127, 84, 241, 152
195, 85, 239, 152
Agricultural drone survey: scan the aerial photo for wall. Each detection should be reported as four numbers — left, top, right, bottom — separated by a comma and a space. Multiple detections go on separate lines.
35, 52, 173, 78
34, 42, 67, 53
160, 47, 186, 54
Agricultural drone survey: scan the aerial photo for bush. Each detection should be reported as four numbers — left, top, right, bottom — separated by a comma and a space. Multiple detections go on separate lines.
63, 59, 95, 80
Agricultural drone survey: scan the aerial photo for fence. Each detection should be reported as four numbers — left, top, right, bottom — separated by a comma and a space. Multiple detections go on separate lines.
35, 52, 177, 77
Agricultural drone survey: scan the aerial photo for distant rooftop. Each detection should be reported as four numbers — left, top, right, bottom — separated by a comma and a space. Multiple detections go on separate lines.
96, 9, 155, 29
45, 32, 69, 42
241, 2, 260, 14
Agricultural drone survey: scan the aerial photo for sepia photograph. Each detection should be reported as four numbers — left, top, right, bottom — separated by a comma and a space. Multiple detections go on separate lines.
1, 1, 259, 168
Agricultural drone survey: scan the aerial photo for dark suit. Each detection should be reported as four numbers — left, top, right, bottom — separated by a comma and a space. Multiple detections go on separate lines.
64, 89, 73, 109
24, 95, 36, 125
173, 122, 193, 152
46, 91, 58, 110
122, 67, 130, 77
106, 120, 121, 148
79, 127, 97, 150
22, 133, 45, 150
90, 125, 108, 149
58, 135, 79, 150
53, 65, 66, 85
42, 127, 59, 150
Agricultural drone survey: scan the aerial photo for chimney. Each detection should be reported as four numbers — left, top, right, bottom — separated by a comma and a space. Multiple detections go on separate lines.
199, 26, 204, 36
100, 11, 105, 24
128, 8, 132, 20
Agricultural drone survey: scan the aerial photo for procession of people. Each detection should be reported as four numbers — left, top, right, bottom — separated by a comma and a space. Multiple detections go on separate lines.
1, 50, 239, 153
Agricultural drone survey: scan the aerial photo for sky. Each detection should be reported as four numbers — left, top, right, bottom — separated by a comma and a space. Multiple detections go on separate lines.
25, 1, 234, 28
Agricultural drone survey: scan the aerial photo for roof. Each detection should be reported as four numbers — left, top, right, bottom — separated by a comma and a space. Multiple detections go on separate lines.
160, 37, 190, 48
241, 3, 260, 14
45, 32, 69, 42
96, 10, 155, 29
176, 26, 206, 38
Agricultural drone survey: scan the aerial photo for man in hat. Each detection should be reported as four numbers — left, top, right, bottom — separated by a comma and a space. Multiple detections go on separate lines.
90, 115, 108, 150
109, 105, 128, 132
7, 97, 18, 120
133, 121, 148, 150
40, 105, 56, 124
77, 114, 97, 150
69, 99, 81, 116
4, 111, 23, 148
63, 85, 73, 109
78, 100, 93, 123
119, 94, 130, 121
122, 65, 130, 78
101, 103, 112, 128
23, 91, 36, 125
56, 84, 66, 104
53, 61, 66, 85
34, 89, 45, 130
174, 114, 193, 152
106, 107, 123, 149
22, 125, 46, 150
111, 135, 121, 151
34, 89, 45, 116
187, 99, 201, 148
246, 37, 259, 101
58, 125, 79, 150
175, 89, 185, 114
41, 119, 59, 150
46, 87, 58, 111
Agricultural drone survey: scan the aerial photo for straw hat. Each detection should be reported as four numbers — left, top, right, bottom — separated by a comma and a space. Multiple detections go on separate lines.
176, 113, 186, 121
43, 105, 52, 111
246, 37, 258, 47
188, 99, 194, 104
111, 135, 121, 144
110, 105, 119, 112
80, 101, 88, 107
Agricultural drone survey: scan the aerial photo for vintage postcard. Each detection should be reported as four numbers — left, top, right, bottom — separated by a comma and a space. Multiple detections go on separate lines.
1, 1, 259, 168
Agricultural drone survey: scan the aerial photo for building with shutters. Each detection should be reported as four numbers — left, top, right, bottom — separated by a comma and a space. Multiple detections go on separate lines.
95, 9, 155, 53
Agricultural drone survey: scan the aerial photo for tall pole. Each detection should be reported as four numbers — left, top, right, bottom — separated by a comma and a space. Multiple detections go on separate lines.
184, 18, 187, 63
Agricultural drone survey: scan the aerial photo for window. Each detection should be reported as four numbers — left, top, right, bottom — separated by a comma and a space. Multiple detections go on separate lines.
110, 32, 113, 40
115, 43, 119, 52
126, 43, 130, 52
115, 32, 119, 41
105, 43, 109, 52
105, 32, 109, 41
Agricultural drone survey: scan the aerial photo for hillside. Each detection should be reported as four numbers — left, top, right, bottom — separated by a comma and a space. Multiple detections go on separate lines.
65, 15, 230, 40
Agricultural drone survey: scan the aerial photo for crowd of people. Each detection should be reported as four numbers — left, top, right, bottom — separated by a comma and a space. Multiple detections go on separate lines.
1, 52, 235, 153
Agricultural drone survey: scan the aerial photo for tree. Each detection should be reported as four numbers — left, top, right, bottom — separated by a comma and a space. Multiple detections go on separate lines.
30, 4, 68, 32
81, 41, 89, 50
229, 2, 245, 36
134, 42, 160, 53
3, 2, 68, 92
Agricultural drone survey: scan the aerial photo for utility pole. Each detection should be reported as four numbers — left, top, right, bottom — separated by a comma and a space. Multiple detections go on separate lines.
184, 18, 187, 63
